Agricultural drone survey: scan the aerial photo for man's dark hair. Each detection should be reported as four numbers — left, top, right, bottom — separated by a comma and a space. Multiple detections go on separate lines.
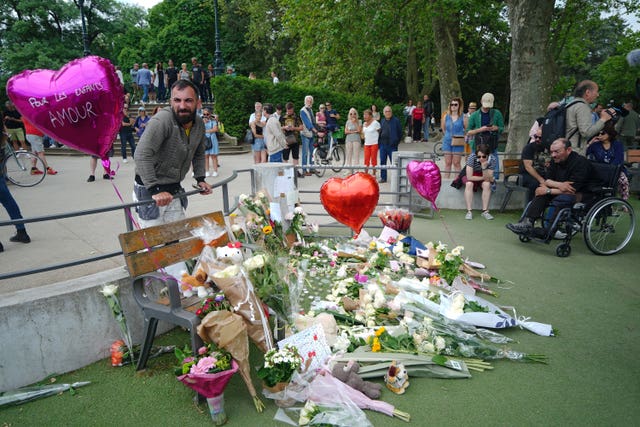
285, 102, 294, 110
263, 103, 275, 114
170, 79, 200, 99
574, 80, 596, 98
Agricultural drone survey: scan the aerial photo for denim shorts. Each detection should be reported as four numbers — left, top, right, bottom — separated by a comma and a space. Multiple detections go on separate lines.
252, 138, 266, 152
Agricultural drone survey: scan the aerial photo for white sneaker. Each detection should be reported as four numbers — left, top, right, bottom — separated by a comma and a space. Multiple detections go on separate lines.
481, 211, 494, 220
212, 171, 218, 177
205, 171, 211, 177
554, 230, 567, 239
465, 211, 473, 220
123, 158, 128, 163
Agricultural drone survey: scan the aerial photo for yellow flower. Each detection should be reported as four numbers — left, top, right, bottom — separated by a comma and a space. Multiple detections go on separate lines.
371, 337, 381, 352
262, 225, 273, 235
375, 327, 386, 337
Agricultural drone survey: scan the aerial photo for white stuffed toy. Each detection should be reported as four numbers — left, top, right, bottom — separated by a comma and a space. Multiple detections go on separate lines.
216, 242, 244, 265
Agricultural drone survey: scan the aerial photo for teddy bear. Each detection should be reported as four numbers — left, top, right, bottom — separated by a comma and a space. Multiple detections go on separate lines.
331, 360, 382, 399
180, 268, 209, 298
384, 361, 409, 394
216, 242, 244, 265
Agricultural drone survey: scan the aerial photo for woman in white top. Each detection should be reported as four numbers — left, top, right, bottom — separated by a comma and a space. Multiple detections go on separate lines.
344, 108, 362, 168
362, 109, 380, 176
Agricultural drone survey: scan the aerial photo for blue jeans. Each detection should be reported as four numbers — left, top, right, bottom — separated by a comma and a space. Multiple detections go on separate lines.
423, 121, 430, 141
0, 176, 26, 232
119, 132, 136, 159
301, 134, 315, 172
269, 151, 283, 163
492, 149, 500, 180
379, 144, 396, 181
141, 84, 149, 102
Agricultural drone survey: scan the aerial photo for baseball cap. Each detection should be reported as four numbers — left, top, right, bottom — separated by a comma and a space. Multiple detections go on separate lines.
481, 93, 494, 109
138, 106, 145, 111
468, 102, 477, 109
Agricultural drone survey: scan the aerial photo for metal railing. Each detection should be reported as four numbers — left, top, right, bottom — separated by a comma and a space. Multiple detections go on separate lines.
1, 162, 429, 280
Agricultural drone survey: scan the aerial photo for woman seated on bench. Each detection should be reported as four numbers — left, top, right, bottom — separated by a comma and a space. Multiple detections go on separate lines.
586, 124, 629, 200
463, 143, 497, 221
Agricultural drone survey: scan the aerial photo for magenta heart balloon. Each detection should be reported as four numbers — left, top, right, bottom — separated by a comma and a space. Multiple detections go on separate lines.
6, 56, 123, 159
406, 160, 442, 210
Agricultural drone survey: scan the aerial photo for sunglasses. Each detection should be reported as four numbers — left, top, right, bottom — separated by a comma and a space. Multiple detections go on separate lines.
203, 114, 210, 117
598, 131, 607, 136
478, 155, 487, 158
450, 103, 459, 106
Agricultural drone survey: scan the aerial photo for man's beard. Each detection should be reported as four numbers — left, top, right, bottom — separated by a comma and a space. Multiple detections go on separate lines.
172, 107, 196, 126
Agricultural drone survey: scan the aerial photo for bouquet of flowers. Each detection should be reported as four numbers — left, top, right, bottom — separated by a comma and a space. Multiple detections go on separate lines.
237, 192, 287, 254
428, 241, 465, 285
257, 344, 304, 389
195, 292, 231, 319
99, 285, 134, 366
285, 205, 317, 246
175, 343, 238, 425
377, 208, 413, 233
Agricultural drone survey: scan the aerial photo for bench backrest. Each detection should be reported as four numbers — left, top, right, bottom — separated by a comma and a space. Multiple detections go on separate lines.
502, 158, 521, 176
627, 149, 640, 164
119, 211, 228, 278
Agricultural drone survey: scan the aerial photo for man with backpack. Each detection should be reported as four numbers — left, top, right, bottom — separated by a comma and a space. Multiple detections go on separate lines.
562, 80, 614, 156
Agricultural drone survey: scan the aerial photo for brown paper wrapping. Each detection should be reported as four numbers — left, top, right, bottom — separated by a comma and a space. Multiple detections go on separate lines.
211, 274, 274, 353
197, 311, 258, 403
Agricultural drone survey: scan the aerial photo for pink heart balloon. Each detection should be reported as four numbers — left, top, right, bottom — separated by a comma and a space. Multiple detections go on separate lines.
6, 56, 123, 159
406, 160, 441, 210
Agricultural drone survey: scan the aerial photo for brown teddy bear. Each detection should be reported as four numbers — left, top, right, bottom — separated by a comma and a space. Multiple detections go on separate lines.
331, 361, 382, 399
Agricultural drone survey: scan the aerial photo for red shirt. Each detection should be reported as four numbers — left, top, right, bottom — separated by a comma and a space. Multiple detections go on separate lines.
412, 107, 424, 121
23, 118, 44, 137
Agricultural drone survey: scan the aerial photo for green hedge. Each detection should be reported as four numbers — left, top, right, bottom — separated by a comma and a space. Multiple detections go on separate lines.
211, 76, 402, 139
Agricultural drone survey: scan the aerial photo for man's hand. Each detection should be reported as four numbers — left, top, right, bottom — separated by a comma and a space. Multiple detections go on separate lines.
556, 181, 575, 194
197, 181, 212, 195
152, 191, 173, 207
600, 108, 616, 122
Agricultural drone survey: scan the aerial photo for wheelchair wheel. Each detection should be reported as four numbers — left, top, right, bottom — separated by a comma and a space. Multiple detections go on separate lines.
582, 198, 635, 255
556, 243, 571, 257
330, 145, 345, 172
518, 234, 530, 243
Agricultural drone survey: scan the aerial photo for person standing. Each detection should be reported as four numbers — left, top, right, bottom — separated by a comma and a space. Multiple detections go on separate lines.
422, 94, 434, 142
202, 108, 219, 177
191, 58, 206, 102
378, 106, 402, 183
565, 80, 614, 156
616, 101, 640, 148
249, 103, 267, 164
325, 101, 340, 141
119, 104, 136, 163
300, 95, 318, 175
136, 63, 153, 103
403, 99, 415, 139
263, 103, 287, 163
280, 102, 304, 177
362, 109, 381, 176
130, 63, 140, 103
466, 92, 504, 180
165, 59, 178, 100
204, 64, 214, 102
179, 63, 190, 80
133, 80, 212, 228
440, 97, 466, 178
155, 62, 165, 103
0, 133, 31, 251
3, 101, 27, 151
344, 108, 362, 170
411, 102, 424, 142
23, 118, 57, 176
271, 71, 279, 84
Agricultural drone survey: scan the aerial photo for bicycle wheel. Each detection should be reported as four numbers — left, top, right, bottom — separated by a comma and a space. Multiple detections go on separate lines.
583, 198, 635, 255
433, 142, 444, 157
5, 152, 46, 187
330, 145, 346, 172
312, 148, 325, 177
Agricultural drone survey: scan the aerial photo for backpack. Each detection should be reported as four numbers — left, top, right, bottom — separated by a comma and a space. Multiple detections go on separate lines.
540, 100, 584, 148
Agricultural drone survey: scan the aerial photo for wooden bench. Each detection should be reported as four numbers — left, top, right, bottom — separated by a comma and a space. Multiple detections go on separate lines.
626, 149, 640, 194
119, 211, 228, 370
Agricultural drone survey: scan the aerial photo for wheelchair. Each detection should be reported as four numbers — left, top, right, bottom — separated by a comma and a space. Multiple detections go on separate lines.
511, 162, 635, 257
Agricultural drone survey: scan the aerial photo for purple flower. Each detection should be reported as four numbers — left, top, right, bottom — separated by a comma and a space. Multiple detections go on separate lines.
214, 294, 225, 303
355, 273, 368, 283
198, 346, 208, 355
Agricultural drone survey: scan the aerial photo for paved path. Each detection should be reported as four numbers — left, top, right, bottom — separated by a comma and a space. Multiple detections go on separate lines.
0, 139, 442, 293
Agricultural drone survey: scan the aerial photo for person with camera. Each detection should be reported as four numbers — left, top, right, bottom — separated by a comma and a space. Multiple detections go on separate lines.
565, 80, 615, 156
466, 93, 504, 181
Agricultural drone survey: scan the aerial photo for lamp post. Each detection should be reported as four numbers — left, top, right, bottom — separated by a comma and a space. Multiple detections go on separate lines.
79, 0, 90, 56
213, 0, 225, 76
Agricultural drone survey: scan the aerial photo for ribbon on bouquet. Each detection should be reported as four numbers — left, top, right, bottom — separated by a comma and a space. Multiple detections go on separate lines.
502, 306, 554, 337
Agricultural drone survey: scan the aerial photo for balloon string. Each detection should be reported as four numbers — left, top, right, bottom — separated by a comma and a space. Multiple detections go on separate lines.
438, 213, 458, 248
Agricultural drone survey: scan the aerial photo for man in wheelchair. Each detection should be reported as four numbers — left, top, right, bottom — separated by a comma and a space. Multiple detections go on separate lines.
506, 138, 596, 237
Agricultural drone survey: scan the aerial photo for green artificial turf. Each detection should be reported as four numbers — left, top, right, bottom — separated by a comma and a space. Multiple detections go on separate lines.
2, 201, 639, 427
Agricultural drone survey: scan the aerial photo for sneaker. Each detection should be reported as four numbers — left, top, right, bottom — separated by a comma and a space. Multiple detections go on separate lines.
482, 210, 494, 220
10, 230, 31, 243
103, 173, 111, 180
212, 171, 218, 177
30, 168, 44, 175
490, 182, 497, 192
506, 222, 532, 234
0, 241, 3, 252
123, 158, 128, 163
46, 167, 58, 175
554, 230, 567, 240
378, 179, 387, 183
206, 171, 211, 177
465, 211, 473, 220
87, 175, 95, 182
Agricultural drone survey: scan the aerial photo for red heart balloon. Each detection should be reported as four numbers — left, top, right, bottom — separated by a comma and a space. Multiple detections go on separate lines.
320, 172, 380, 235
406, 160, 441, 210
6, 56, 123, 159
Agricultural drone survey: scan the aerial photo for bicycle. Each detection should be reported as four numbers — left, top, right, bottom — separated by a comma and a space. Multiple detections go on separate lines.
3, 137, 46, 187
311, 130, 345, 177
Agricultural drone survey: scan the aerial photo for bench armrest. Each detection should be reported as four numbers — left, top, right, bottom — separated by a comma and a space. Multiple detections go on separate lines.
133, 271, 184, 311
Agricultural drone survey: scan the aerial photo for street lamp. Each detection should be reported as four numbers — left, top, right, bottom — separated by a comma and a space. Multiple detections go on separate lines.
213, 0, 225, 76
78, 0, 90, 56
